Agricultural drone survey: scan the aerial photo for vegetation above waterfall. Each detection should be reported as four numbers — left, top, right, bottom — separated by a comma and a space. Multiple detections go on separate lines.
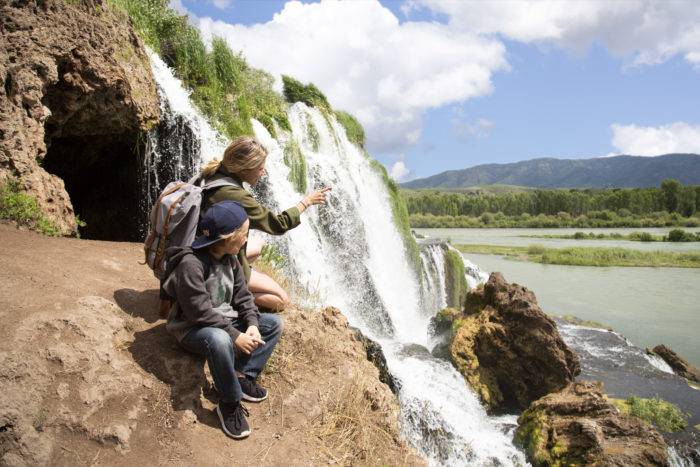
333, 111, 365, 149
282, 75, 331, 111
107, 0, 290, 138
283, 139, 308, 194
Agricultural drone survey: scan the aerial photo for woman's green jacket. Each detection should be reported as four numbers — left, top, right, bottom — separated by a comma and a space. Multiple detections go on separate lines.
202, 168, 301, 282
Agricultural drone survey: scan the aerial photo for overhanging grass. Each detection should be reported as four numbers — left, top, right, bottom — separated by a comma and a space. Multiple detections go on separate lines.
0, 180, 62, 236
444, 248, 468, 308
334, 110, 365, 149
455, 244, 700, 268
282, 75, 331, 111
106, 0, 289, 138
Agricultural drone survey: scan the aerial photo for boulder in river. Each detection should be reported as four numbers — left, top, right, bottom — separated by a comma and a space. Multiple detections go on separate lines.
651, 344, 700, 383
516, 381, 670, 466
448, 272, 580, 412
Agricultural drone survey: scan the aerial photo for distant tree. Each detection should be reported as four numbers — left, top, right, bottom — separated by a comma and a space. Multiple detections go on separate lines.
660, 179, 681, 213
678, 187, 696, 217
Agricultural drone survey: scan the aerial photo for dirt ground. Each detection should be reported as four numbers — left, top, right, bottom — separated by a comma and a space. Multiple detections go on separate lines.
0, 223, 422, 466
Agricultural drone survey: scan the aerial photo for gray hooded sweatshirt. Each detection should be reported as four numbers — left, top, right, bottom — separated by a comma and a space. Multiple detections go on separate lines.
161, 246, 259, 342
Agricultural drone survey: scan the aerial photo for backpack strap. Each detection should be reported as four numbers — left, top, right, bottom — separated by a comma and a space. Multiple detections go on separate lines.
153, 188, 189, 276
202, 174, 243, 192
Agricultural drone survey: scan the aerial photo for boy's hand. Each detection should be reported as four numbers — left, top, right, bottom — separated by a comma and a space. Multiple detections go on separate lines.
246, 326, 264, 344
235, 333, 261, 355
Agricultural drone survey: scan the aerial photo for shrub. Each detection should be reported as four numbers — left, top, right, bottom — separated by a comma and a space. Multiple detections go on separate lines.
527, 244, 546, 255
0, 180, 62, 236
667, 228, 694, 242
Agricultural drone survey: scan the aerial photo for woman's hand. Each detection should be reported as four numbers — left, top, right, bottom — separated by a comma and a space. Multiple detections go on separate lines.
298, 187, 332, 213
235, 332, 263, 355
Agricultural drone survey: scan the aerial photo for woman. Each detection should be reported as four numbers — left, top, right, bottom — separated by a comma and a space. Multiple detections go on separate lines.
200, 136, 330, 311
162, 200, 282, 439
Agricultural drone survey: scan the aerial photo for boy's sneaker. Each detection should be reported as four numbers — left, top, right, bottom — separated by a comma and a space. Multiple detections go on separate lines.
238, 375, 268, 402
216, 401, 250, 439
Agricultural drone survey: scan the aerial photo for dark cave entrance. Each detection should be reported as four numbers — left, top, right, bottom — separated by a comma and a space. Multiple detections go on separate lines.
42, 131, 146, 241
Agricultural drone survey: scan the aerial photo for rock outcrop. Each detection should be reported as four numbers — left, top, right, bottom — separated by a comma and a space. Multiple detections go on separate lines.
0, 0, 159, 235
651, 344, 700, 383
448, 273, 580, 412
516, 381, 670, 466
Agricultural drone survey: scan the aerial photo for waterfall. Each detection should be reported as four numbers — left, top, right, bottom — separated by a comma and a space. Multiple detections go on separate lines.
419, 241, 448, 312
146, 54, 527, 466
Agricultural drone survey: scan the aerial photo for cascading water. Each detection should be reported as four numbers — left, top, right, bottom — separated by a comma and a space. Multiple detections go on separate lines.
419, 241, 448, 312
146, 54, 527, 465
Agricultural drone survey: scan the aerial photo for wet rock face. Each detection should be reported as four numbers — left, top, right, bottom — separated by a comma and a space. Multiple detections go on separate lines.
0, 0, 158, 236
449, 272, 580, 412
516, 381, 670, 467
652, 345, 700, 383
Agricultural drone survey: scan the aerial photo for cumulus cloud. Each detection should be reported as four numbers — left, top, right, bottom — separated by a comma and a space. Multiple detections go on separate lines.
389, 161, 410, 181
611, 122, 700, 156
408, 0, 700, 66
194, 0, 508, 153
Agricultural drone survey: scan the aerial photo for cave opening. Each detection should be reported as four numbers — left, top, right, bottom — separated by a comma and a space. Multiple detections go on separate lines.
42, 131, 146, 241
40, 53, 150, 242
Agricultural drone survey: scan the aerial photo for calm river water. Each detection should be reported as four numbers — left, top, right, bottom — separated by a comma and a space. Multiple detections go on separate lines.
416, 228, 700, 367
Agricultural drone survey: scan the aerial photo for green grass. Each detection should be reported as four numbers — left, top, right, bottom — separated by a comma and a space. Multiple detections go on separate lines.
0, 180, 62, 236
334, 110, 365, 149
454, 243, 700, 268
282, 75, 331, 111
106, 0, 289, 138
611, 396, 688, 432
283, 139, 308, 194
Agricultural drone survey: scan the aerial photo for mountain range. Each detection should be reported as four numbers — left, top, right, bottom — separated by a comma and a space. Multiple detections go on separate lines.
401, 153, 700, 189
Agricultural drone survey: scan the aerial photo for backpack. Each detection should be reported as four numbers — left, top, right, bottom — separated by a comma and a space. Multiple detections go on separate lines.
143, 174, 242, 279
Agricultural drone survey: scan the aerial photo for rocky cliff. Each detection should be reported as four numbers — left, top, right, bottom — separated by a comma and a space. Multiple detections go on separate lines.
0, 0, 159, 236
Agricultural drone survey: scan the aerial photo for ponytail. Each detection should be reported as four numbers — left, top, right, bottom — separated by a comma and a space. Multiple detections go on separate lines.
201, 158, 222, 178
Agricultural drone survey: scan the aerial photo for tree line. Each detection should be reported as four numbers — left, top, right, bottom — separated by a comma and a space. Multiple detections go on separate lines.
403, 180, 700, 218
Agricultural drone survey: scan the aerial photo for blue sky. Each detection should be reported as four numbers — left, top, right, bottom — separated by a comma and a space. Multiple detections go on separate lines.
177, 0, 700, 181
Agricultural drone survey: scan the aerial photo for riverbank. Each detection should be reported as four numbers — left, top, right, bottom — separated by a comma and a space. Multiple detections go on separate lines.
454, 244, 700, 268
0, 223, 421, 465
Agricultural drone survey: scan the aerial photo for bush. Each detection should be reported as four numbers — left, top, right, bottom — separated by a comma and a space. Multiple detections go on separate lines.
667, 228, 694, 242
0, 180, 62, 236
282, 75, 330, 110
527, 244, 545, 255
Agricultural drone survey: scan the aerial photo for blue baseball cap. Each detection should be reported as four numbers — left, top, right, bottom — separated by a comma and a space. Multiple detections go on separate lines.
192, 200, 248, 249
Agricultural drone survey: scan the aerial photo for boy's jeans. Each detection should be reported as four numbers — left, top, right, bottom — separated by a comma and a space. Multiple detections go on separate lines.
179, 314, 282, 403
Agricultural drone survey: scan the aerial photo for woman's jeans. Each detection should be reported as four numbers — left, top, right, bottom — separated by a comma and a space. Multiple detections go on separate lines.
179, 314, 282, 403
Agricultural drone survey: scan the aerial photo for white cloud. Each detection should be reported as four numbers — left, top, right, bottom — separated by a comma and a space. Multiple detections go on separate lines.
452, 117, 495, 142
611, 122, 700, 156
408, 0, 700, 66
194, 0, 508, 153
389, 161, 410, 181
211, 0, 231, 10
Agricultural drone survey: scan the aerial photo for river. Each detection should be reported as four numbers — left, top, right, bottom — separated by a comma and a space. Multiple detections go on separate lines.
416, 227, 700, 368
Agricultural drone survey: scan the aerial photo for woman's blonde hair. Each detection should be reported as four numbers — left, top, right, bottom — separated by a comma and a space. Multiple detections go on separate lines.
201, 136, 268, 179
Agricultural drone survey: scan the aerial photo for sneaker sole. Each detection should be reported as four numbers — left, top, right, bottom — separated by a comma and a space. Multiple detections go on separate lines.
216, 405, 251, 439
241, 392, 267, 403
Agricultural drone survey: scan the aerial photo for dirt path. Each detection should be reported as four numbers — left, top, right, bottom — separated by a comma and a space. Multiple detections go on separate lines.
0, 223, 422, 466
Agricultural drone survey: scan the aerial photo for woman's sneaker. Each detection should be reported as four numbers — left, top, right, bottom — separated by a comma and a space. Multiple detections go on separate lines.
216, 401, 250, 439
238, 376, 268, 402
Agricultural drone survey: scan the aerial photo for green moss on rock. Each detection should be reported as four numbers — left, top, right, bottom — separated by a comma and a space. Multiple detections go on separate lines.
368, 160, 421, 274
611, 396, 687, 432
444, 248, 468, 309
283, 139, 308, 194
